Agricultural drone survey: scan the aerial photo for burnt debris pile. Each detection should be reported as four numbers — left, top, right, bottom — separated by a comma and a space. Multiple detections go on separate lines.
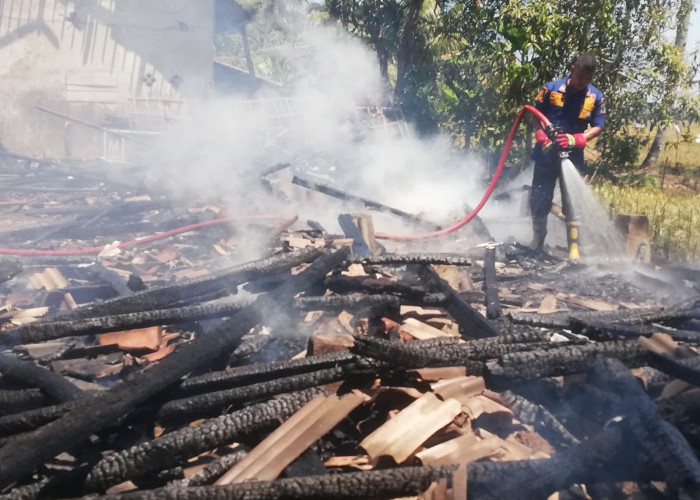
0, 160, 699, 499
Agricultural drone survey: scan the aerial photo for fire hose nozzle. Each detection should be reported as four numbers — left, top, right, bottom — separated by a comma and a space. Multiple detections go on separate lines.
544, 123, 558, 142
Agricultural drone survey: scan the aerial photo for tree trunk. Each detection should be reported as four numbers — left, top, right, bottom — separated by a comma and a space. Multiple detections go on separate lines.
641, 126, 668, 169
640, 0, 692, 169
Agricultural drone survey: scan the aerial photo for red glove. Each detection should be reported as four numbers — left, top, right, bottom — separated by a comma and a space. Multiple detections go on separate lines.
556, 133, 587, 150
535, 129, 553, 153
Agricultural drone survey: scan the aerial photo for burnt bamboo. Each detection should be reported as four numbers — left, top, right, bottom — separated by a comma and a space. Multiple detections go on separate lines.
509, 306, 674, 329
228, 335, 273, 366
574, 319, 700, 344
506, 312, 571, 329
0, 401, 76, 437
156, 357, 378, 422
587, 358, 700, 493
355, 253, 472, 266
489, 341, 649, 379
351, 336, 460, 368
0, 247, 346, 489
483, 245, 502, 319
419, 265, 500, 339
0, 354, 82, 403
501, 390, 580, 447
572, 319, 655, 340
294, 293, 402, 313
1, 300, 253, 348
466, 426, 624, 499
352, 332, 552, 369
179, 449, 248, 487
324, 275, 439, 302
85, 389, 324, 491
0, 389, 47, 415
40, 247, 323, 321
89, 464, 459, 500
87, 427, 624, 500
467, 330, 551, 348
179, 352, 356, 396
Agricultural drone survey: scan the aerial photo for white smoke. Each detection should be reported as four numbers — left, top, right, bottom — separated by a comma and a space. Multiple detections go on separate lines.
143, 16, 529, 254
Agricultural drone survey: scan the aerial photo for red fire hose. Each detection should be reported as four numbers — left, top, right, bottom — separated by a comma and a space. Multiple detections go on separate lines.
0, 218, 234, 256
375, 104, 552, 241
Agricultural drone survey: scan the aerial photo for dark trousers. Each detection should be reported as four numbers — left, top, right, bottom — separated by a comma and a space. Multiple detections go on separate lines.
529, 153, 585, 219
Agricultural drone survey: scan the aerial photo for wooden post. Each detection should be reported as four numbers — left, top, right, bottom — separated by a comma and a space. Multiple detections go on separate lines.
614, 214, 651, 263
352, 213, 383, 256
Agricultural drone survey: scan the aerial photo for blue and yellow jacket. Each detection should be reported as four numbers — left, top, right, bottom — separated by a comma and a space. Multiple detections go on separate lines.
532, 77, 605, 165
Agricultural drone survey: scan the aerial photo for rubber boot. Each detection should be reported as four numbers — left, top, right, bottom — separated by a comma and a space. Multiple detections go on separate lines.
529, 216, 548, 251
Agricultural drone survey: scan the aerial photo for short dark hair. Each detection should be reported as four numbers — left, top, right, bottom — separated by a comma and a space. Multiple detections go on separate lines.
574, 54, 598, 72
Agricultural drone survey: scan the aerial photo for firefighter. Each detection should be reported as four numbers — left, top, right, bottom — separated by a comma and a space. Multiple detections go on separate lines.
529, 53, 606, 250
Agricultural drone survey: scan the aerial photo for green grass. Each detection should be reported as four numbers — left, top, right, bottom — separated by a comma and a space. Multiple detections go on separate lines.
594, 181, 700, 262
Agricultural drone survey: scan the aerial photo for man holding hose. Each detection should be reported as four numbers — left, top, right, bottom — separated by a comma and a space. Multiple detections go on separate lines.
529, 53, 606, 251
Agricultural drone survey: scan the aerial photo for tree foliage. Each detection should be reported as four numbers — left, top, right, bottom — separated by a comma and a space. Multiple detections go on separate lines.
324, 0, 700, 174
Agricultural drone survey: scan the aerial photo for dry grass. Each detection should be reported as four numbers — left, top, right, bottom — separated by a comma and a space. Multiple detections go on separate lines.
630, 123, 700, 171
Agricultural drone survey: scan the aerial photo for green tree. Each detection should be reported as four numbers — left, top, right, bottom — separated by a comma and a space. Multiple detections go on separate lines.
640, 0, 693, 169
324, 0, 700, 176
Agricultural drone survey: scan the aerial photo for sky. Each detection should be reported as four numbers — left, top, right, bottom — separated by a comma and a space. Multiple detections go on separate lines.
687, 4, 699, 50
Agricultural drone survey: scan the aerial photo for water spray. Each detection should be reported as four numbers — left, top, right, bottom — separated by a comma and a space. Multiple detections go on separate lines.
559, 153, 582, 260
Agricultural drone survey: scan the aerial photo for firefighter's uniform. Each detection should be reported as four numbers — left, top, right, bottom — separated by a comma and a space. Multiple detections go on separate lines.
529, 77, 606, 249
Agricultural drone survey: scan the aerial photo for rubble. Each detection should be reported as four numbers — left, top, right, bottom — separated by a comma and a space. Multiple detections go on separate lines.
0, 158, 699, 500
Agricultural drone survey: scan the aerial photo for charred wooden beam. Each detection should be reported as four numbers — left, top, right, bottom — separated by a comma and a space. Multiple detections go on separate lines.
85, 389, 324, 491
509, 306, 687, 329
0, 248, 348, 489
178, 352, 356, 396
0, 354, 82, 403
291, 175, 433, 227
45, 247, 323, 321
467, 426, 626, 499
85, 262, 135, 296
587, 358, 700, 494
324, 275, 443, 303
419, 265, 500, 339
354, 253, 472, 266
2, 300, 253, 348
88, 428, 624, 500
92, 465, 457, 500
0, 462, 94, 500
483, 245, 502, 319
294, 294, 401, 313
156, 357, 379, 422
647, 351, 700, 388
659, 389, 700, 456
489, 341, 649, 379
501, 390, 581, 448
